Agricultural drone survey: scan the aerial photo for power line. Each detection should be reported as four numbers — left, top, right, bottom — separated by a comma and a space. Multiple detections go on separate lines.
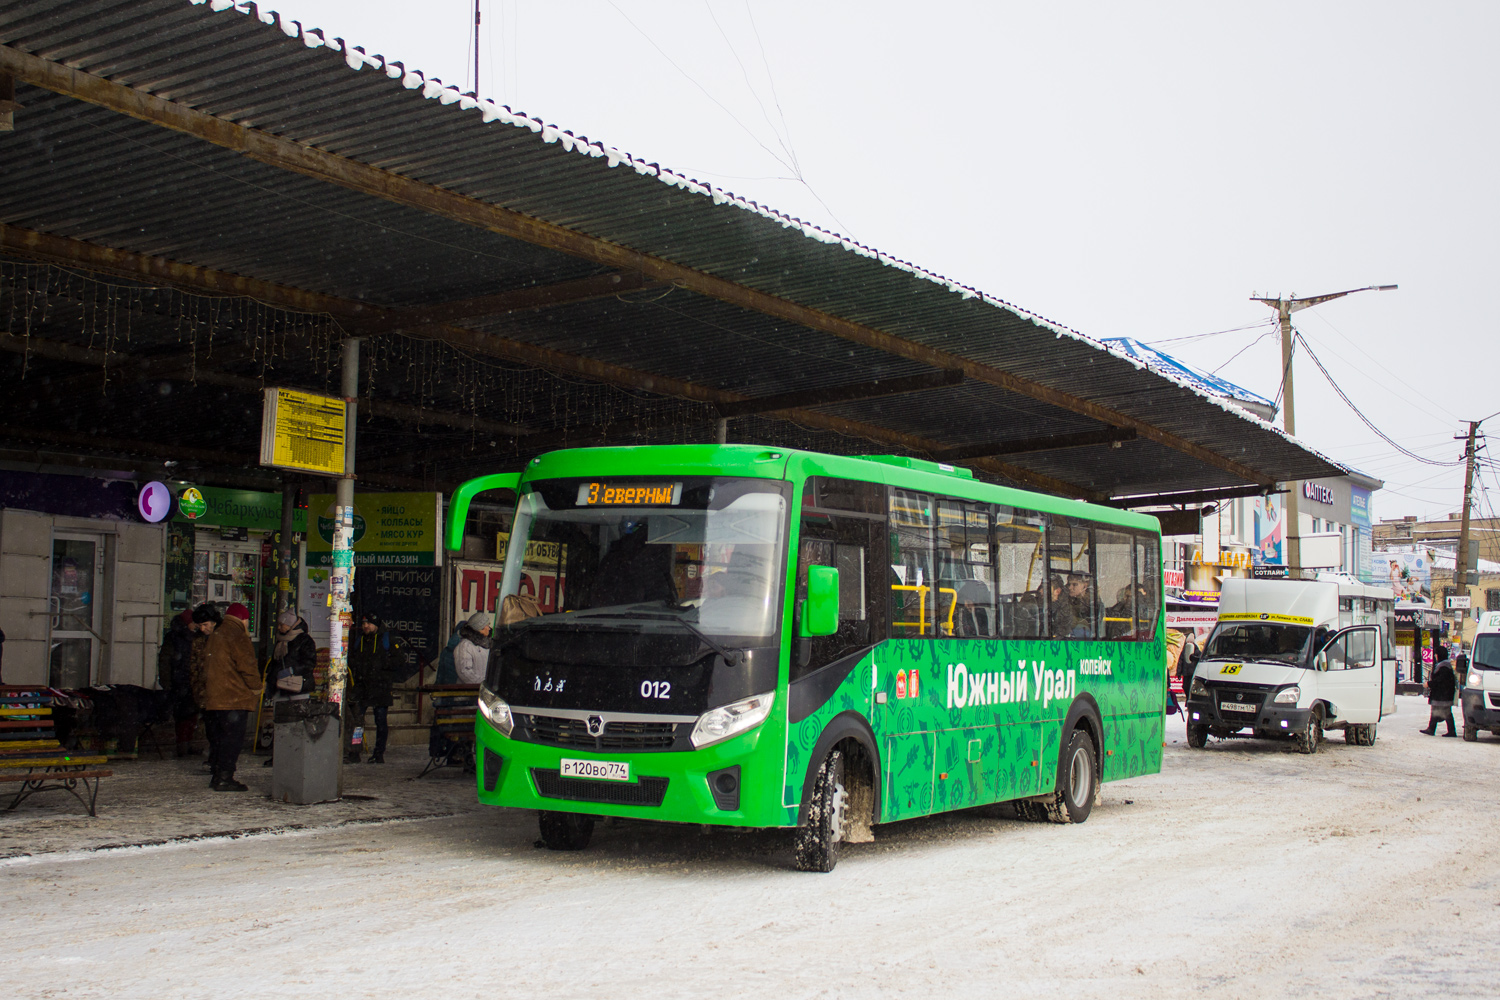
1295, 331, 1465, 468
1142, 318, 1275, 347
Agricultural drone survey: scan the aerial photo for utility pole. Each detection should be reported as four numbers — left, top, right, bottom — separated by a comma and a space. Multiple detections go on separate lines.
1251, 285, 1396, 578
473, 1, 481, 100
1455, 409, 1500, 652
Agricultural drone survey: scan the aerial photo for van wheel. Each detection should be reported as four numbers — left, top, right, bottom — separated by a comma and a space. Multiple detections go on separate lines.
794, 748, 847, 873
1294, 709, 1322, 755
1463, 724, 1479, 743
1186, 724, 1208, 749
538, 810, 594, 851
1017, 728, 1097, 824
1345, 723, 1376, 746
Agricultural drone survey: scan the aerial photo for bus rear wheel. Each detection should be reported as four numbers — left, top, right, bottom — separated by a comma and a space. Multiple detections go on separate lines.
538, 810, 595, 851
794, 748, 847, 873
1017, 728, 1097, 824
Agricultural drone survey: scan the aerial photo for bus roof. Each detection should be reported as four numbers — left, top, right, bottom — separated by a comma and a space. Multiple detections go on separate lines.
521, 443, 1162, 534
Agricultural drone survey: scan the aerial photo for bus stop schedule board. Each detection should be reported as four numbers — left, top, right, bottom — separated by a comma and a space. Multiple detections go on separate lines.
260, 387, 347, 476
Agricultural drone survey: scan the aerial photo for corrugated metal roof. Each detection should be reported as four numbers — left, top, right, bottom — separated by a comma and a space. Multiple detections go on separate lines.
0, 0, 1349, 498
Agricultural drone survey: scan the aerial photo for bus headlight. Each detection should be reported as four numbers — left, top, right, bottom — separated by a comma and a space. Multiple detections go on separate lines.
478, 685, 514, 737
1274, 686, 1301, 705
691, 691, 774, 749
1469, 672, 1481, 688
1189, 676, 1208, 698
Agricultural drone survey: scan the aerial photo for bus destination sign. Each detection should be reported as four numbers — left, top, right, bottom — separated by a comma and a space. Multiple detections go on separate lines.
576, 481, 682, 506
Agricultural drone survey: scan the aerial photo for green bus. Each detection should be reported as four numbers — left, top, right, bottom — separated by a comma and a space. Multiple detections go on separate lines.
448, 444, 1165, 872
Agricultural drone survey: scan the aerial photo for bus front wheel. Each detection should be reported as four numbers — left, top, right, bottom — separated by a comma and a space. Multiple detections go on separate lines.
1186, 724, 1209, 749
794, 748, 848, 873
538, 810, 595, 851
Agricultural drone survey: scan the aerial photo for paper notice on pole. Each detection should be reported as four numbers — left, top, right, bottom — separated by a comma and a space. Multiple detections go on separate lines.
260, 387, 347, 475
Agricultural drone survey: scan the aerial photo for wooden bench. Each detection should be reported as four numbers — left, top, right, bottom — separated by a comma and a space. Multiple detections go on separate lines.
0, 686, 112, 816
417, 684, 480, 778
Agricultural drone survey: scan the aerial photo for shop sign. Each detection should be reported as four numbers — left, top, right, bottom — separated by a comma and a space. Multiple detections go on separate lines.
307, 491, 442, 567
171, 485, 303, 532
1191, 549, 1251, 570
1447, 594, 1472, 610
259, 387, 347, 476
137, 481, 172, 523
178, 486, 207, 520
1302, 482, 1335, 506
1252, 565, 1290, 580
1163, 568, 1185, 590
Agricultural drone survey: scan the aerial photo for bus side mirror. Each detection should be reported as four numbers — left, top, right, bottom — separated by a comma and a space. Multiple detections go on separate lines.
799, 565, 839, 637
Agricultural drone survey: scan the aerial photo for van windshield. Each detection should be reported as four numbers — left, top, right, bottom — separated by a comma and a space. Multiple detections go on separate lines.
1202, 622, 1315, 665
1473, 635, 1500, 671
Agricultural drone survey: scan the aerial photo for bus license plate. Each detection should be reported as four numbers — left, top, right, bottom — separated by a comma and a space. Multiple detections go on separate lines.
1221, 701, 1256, 713
560, 759, 630, 782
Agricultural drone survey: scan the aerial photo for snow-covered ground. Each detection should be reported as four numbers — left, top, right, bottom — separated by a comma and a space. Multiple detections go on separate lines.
3, 695, 1498, 999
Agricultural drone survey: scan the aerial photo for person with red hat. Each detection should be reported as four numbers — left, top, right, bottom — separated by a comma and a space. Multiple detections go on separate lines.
200, 602, 261, 791
157, 608, 200, 757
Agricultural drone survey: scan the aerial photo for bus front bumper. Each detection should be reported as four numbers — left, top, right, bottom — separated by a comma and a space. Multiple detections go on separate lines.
472, 714, 787, 828
1186, 696, 1312, 733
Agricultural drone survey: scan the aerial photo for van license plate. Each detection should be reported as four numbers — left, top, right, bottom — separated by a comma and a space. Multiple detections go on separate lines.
559, 759, 630, 782
1221, 701, 1256, 713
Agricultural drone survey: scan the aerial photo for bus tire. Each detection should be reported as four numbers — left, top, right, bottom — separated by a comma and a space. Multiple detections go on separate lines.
794, 748, 847, 873
1186, 724, 1209, 749
1346, 723, 1376, 746
1294, 708, 1321, 755
1017, 728, 1097, 825
538, 810, 594, 851
1463, 724, 1479, 743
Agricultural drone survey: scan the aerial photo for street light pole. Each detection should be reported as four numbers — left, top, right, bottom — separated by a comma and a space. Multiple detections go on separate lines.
1251, 285, 1397, 577
1455, 410, 1500, 646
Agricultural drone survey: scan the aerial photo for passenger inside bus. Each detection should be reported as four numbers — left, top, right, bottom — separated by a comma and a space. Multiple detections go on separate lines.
1045, 575, 1075, 639
952, 579, 993, 637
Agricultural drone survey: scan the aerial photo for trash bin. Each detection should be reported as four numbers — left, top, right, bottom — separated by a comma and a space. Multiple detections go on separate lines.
272, 700, 341, 804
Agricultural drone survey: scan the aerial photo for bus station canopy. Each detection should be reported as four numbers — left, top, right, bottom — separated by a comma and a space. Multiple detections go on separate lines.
0, 0, 1347, 506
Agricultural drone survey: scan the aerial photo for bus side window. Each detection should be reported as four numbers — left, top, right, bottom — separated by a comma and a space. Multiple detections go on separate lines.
1049, 520, 1099, 639
1135, 535, 1161, 639
993, 507, 1045, 638
888, 489, 935, 637
794, 508, 885, 679
1096, 529, 1135, 639
935, 499, 996, 637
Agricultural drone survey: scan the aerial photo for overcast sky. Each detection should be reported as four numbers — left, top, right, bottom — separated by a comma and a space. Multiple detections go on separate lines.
269, 0, 1500, 524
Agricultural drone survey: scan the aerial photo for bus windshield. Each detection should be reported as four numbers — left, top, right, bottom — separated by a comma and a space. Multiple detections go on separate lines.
498, 478, 788, 638
1202, 622, 1315, 665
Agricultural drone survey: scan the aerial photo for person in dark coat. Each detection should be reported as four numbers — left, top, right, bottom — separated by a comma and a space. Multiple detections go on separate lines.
158, 609, 200, 757
345, 612, 404, 764
269, 611, 318, 701
1422, 645, 1458, 737
1044, 575, 1075, 639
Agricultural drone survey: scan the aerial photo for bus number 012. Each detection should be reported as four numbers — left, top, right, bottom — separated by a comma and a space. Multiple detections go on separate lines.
640, 680, 671, 700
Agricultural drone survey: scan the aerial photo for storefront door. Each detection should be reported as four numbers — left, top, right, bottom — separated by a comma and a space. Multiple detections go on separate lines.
50, 533, 105, 688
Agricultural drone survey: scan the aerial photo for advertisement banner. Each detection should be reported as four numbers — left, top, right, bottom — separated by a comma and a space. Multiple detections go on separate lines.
1254, 495, 1285, 566
307, 492, 442, 567
1372, 550, 1432, 601
1350, 485, 1373, 528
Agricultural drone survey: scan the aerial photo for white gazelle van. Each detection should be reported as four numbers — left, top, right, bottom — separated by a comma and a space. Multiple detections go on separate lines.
1461, 610, 1500, 741
1185, 578, 1397, 753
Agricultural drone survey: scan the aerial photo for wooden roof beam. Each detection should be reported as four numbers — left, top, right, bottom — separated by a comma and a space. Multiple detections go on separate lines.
716, 369, 964, 419
0, 46, 1271, 488
935, 427, 1137, 462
